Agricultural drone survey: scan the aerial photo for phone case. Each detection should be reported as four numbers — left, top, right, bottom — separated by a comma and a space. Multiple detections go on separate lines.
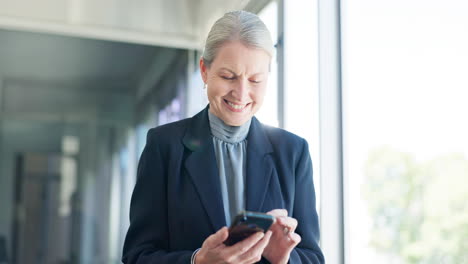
224, 211, 275, 246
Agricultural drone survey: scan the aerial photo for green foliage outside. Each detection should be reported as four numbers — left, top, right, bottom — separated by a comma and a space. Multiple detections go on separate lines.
363, 146, 468, 264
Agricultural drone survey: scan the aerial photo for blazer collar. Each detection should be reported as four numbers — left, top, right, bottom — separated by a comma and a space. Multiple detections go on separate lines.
183, 106, 226, 231
245, 116, 274, 212
182, 106, 213, 152
183, 106, 274, 230
182, 106, 273, 154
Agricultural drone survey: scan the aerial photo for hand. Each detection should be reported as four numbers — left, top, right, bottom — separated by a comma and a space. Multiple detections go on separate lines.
195, 226, 272, 264
262, 209, 302, 264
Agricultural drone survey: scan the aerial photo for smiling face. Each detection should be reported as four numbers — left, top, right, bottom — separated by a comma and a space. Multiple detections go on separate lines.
200, 41, 270, 126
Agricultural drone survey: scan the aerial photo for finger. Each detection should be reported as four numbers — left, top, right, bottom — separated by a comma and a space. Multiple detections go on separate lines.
272, 232, 300, 261
273, 217, 290, 235
267, 209, 288, 217
238, 231, 272, 263
277, 216, 298, 234
226, 231, 265, 255
204, 226, 229, 248
268, 218, 287, 235
288, 232, 302, 246
277, 216, 298, 233
256, 230, 272, 249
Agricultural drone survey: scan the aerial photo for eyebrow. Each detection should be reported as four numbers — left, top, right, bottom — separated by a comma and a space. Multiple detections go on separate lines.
219, 67, 238, 75
218, 67, 265, 77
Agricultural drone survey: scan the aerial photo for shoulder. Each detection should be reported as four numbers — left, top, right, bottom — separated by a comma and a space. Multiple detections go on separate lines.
258, 122, 313, 171
261, 123, 308, 150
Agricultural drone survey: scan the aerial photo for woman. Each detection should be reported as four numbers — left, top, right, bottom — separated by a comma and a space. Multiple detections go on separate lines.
122, 11, 324, 264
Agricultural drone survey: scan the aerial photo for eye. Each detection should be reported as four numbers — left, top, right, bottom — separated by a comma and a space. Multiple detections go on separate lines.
221, 76, 236, 80
250, 80, 261, 84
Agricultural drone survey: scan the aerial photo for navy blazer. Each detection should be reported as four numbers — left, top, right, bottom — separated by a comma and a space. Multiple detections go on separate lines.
122, 107, 325, 264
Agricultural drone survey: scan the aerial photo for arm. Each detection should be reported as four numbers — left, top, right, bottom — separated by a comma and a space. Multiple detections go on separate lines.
289, 139, 325, 264
122, 129, 192, 264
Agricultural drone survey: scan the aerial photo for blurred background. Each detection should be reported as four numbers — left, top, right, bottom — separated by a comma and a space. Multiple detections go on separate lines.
0, 0, 466, 263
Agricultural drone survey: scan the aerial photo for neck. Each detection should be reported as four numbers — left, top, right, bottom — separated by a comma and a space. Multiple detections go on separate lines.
208, 110, 251, 144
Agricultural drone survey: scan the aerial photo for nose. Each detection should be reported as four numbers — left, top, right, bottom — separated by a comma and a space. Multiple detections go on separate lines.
232, 79, 249, 102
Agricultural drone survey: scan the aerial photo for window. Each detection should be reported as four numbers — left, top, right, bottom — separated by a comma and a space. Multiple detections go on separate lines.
342, 1, 468, 263
257, 1, 279, 127
282, 0, 321, 212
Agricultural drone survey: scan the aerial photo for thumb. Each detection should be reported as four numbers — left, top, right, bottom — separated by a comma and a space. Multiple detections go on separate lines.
204, 226, 229, 248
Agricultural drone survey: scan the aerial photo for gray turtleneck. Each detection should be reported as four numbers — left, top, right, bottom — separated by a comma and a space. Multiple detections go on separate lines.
208, 110, 251, 226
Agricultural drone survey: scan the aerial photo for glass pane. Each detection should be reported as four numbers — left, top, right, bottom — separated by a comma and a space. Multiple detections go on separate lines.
342, 1, 468, 263
283, 0, 321, 211
257, 1, 279, 127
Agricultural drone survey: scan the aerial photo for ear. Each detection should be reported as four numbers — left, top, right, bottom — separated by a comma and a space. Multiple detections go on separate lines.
200, 57, 208, 84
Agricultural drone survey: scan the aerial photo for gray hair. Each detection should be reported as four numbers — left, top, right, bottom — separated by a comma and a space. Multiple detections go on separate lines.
202, 10, 274, 67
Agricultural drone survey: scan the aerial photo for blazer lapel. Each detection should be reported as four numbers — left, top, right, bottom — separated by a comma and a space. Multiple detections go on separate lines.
183, 107, 226, 231
245, 117, 274, 212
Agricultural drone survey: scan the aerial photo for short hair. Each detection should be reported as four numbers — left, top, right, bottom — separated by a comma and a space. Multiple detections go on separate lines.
202, 10, 274, 68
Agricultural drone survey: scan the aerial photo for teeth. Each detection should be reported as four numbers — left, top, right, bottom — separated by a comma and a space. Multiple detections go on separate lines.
227, 101, 246, 110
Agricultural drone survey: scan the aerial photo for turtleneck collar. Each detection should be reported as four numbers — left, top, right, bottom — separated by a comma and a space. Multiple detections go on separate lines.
208, 109, 251, 144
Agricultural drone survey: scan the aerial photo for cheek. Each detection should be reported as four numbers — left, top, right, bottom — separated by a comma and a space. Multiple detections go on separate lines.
207, 90, 219, 105
208, 80, 232, 97
252, 85, 268, 104
207, 82, 225, 100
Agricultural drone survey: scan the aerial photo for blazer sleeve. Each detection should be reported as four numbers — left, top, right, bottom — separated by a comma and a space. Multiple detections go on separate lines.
288, 139, 325, 264
122, 129, 192, 263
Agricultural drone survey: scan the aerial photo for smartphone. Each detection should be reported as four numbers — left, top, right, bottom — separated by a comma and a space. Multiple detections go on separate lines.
224, 211, 275, 246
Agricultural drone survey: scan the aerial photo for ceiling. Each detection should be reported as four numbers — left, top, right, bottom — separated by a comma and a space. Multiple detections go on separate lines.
0, 0, 270, 93
0, 29, 163, 85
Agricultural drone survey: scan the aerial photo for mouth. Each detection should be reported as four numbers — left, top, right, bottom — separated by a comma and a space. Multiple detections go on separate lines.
223, 99, 251, 112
